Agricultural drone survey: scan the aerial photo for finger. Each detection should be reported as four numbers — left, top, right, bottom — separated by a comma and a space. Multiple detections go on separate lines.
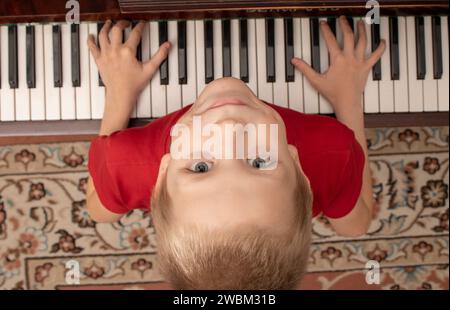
126, 21, 145, 52
143, 41, 171, 78
87, 35, 101, 60
291, 57, 322, 86
355, 20, 367, 60
99, 20, 112, 50
338, 16, 355, 55
110, 20, 130, 46
366, 39, 386, 69
319, 20, 341, 59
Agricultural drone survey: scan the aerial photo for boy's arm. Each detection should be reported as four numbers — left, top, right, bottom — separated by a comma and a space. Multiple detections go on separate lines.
292, 16, 385, 236
329, 100, 374, 237
86, 20, 171, 223
86, 88, 140, 222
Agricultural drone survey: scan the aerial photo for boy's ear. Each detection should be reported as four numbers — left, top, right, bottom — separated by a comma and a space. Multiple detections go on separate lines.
287, 144, 300, 163
155, 153, 171, 191
287, 144, 311, 188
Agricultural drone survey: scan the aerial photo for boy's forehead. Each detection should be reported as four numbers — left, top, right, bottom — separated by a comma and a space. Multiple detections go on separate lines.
169, 164, 293, 201
170, 181, 296, 234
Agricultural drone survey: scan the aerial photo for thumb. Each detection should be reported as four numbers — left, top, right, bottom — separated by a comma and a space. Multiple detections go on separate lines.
291, 57, 322, 86
143, 41, 171, 79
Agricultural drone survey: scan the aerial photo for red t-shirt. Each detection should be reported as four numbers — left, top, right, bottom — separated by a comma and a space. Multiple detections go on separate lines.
88, 102, 365, 219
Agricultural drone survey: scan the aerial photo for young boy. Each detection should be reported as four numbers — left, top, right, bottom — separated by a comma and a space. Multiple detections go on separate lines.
86, 16, 385, 289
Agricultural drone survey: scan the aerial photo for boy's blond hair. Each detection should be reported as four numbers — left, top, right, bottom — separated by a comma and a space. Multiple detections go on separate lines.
150, 165, 313, 290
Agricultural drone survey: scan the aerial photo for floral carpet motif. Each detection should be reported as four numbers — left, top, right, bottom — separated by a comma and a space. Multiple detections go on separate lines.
0, 126, 448, 290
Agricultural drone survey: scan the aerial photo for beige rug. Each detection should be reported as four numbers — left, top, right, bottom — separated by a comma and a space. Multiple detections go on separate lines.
0, 126, 448, 290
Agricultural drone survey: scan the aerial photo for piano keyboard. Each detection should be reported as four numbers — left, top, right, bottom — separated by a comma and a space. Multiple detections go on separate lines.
0, 16, 448, 126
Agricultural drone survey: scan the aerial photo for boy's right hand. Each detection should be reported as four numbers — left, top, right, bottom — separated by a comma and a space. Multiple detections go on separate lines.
291, 16, 385, 113
88, 20, 171, 107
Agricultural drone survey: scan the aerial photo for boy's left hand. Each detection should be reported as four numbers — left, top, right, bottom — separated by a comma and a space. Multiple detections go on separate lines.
88, 20, 171, 105
291, 16, 385, 113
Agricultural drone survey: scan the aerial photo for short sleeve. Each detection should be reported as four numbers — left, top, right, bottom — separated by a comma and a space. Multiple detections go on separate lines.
88, 135, 128, 214
87, 104, 193, 215
322, 131, 366, 219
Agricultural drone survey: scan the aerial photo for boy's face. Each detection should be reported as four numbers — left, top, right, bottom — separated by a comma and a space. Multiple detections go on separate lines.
158, 77, 309, 234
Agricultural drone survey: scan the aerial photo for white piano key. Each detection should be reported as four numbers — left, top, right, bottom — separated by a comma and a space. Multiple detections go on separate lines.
394, 17, 409, 112
379, 17, 395, 113
123, 25, 139, 119
318, 17, 333, 114
167, 20, 182, 114
423, 16, 438, 112
406, 16, 424, 112
0, 26, 15, 121
363, 19, 380, 113
256, 18, 273, 103
246, 19, 258, 96
273, 18, 288, 107
15, 24, 30, 121
181, 20, 197, 107
195, 20, 206, 98
44, 24, 61, 120
288, 18, 303, 112
437, 16, 449, 111
60, 23, 76, 120
213, 19, 223, 80
300, 18, 319, 114
136, 22, 151, 118
88, 23, 105, 120
30, 24, 45, 121
150, 21, 167, 117
230, 19, 240, 79
75, 23, 91, 120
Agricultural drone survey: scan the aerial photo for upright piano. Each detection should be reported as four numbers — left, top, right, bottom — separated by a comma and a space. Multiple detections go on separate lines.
0, 0, 448, 137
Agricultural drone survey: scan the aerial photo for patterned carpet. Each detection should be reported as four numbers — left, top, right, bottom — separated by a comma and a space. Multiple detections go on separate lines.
0, 126, 448, 290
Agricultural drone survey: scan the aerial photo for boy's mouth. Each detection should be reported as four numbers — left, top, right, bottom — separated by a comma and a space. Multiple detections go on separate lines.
206, 98, 247, 111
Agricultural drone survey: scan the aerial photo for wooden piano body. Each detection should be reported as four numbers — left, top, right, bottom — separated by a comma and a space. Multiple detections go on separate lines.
0, 0, 448, 142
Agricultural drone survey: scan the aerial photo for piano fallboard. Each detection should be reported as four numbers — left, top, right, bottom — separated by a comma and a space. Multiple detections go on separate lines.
0, 0, 448, 24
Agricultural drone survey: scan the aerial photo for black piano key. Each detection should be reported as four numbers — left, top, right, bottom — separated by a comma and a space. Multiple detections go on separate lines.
310, 18, 321, 73
239, 19, 249, 83
371, 23, 382, 80
327, 17, 337, 63
177, 20, 187, 84
71, 24, 80, 87
431, 16, 443, 79
97, 22, 104, 87
415, 16, 426, 80
52, 25, 63, 88
389, 17, 400, 80
158, 21, 169, 85
284, 17, 294, 82
8, 25, 18, 89
265, 18, 275, 82
26, 25, 36, 89
327, 17, 336, 37
222, 19, 231, 77
346, 17, 354, 32
204, 20, 214, 84
132, 22, 142, 62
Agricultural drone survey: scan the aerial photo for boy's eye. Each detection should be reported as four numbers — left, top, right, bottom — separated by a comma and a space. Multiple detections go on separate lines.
248, 157, 272, 169
189, 161, 212, 173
